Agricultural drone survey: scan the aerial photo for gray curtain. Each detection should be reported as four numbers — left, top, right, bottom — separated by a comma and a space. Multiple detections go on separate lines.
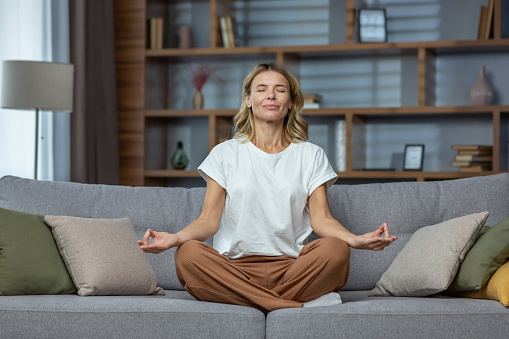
69, 0, 119, 184
52, 0, 71, 182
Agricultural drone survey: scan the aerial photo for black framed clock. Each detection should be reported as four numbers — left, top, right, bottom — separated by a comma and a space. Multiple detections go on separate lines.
358, 9, 387, 43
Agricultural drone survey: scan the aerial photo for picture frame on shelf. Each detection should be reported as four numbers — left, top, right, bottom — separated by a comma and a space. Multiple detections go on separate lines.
358, 8, 387, 43
403, 144, 425, 171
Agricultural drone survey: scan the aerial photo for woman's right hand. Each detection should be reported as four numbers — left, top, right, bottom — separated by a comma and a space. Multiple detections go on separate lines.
137, 229, 180, 254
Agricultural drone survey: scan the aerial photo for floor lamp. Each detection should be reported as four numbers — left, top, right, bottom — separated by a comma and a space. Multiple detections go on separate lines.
1, 60, 74, 180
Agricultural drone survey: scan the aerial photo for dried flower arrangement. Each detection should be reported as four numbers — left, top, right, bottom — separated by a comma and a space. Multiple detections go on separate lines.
189, 64, 222, 91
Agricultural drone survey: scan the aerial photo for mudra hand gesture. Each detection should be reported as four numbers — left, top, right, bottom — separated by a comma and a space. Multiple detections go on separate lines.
350, 223, 397, 251
137, 229, 179, 254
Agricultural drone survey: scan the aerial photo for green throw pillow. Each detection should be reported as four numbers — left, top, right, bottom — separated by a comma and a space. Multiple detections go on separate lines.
0, 207, 77, 295
476, 225, 492, 240
448, 217, 509, 294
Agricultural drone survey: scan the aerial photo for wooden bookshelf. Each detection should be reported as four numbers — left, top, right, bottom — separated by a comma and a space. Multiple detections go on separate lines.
114, 0, 509, 187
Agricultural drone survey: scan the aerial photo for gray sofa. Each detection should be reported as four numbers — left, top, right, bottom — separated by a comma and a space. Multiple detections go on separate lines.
1, 174, 508, 339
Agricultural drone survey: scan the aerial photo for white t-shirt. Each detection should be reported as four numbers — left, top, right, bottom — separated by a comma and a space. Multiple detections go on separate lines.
197, 138, 338, 259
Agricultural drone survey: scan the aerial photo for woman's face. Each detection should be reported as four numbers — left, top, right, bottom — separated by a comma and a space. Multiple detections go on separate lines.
246, 70, 292, 124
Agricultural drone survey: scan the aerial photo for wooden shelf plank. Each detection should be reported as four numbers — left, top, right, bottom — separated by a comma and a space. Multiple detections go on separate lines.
145, 39, 509, 58
144, 170, 201, 178
144, 169, 503, 181
146, 46, 278, 58
337, 171, 501, 180
147, 106, 509, 118
301, 105, 509, 116
145, 109, 237, 117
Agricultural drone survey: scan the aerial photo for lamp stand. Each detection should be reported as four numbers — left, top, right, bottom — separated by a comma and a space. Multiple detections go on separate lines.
34, 108, 39, 180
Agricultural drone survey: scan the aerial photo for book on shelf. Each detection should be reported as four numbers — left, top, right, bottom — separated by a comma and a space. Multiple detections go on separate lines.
451, 161, 492, 167
454, 154, 493, 162
459, 165, 492, 172
456, 149, 493, 156
303, 94, 323, 103
477, 6, 488, 40
451, 145, 493, 151
226, 16, 236, 48
303, 102, 320, 109
218, 16, 238, 48
484, 0, 495, 40
477, 0, 495, 40
147, 17, 165, 49
219, 16, 230, 48
451, 161, 492, 172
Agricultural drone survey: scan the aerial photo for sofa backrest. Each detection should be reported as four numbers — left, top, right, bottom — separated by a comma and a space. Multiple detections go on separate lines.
0, 176, 206, 290
324, 174, 509, 290
1, 174, 508, 291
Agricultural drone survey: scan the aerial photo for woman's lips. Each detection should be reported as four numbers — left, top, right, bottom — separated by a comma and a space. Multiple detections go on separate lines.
263, 105, 280, 109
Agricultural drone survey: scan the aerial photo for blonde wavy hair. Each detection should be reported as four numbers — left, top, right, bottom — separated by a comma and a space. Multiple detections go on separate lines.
232, 63, 308, 143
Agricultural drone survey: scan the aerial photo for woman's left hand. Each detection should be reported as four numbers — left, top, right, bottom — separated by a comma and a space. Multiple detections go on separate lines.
350, 223, 398, 251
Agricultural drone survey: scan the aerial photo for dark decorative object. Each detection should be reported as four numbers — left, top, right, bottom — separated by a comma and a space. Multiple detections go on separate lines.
171, 141, 189, 170
190, 64, 221, 110
470, 65, 494, 106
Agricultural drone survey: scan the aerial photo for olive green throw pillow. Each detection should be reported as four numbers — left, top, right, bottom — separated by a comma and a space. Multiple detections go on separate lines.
0, 207, 77, 295
448, 217, 509, 294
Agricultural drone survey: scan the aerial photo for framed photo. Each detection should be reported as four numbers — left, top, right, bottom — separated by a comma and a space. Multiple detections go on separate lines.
403, 144, 425, 171
358, 9, 387, 43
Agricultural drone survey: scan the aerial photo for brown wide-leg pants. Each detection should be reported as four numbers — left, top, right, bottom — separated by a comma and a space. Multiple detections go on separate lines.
174, 237, 350, 313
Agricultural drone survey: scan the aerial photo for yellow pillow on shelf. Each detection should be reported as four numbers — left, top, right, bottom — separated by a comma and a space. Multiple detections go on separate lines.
459, 261, 509, 307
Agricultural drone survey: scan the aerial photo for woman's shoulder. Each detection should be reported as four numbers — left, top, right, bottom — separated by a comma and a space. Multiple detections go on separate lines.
294, 141, 325, 154
211, 138, 246, 154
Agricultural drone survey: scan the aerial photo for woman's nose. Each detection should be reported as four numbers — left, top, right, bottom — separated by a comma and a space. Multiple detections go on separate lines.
267, 91, 275, 99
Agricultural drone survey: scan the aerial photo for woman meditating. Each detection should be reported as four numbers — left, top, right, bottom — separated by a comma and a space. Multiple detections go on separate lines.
138, 63, 397, 313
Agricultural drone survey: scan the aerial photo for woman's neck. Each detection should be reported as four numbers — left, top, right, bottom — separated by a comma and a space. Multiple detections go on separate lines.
251, 124, 290, 154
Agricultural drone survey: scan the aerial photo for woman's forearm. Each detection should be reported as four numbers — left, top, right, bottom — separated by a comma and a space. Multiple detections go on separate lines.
311, 216, 357, 246
175, 217, 220, 245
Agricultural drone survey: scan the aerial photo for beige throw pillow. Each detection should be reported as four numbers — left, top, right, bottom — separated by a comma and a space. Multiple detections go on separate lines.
369, 211, 489, 297
44, 215, 165, 296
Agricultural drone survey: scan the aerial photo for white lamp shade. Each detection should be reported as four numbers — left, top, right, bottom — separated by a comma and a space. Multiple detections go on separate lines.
1, 60, 74, 111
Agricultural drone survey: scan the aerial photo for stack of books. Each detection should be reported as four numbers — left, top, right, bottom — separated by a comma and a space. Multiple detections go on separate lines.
451, 145, 493, 172
303, 94, 323, 110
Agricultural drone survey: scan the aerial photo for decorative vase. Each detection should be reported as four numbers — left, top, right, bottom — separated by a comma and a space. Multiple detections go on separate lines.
470, 65, 494, 106
170, 141, 189, 170
179, 26, 192, 49
193, 90, 204, 110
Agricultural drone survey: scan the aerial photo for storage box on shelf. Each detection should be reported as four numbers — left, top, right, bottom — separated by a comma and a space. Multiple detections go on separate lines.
114, 0, 509, 187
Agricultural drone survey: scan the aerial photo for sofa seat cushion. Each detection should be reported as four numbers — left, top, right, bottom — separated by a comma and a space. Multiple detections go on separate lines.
266, 291, 509, 339
0, 290, 265, 339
